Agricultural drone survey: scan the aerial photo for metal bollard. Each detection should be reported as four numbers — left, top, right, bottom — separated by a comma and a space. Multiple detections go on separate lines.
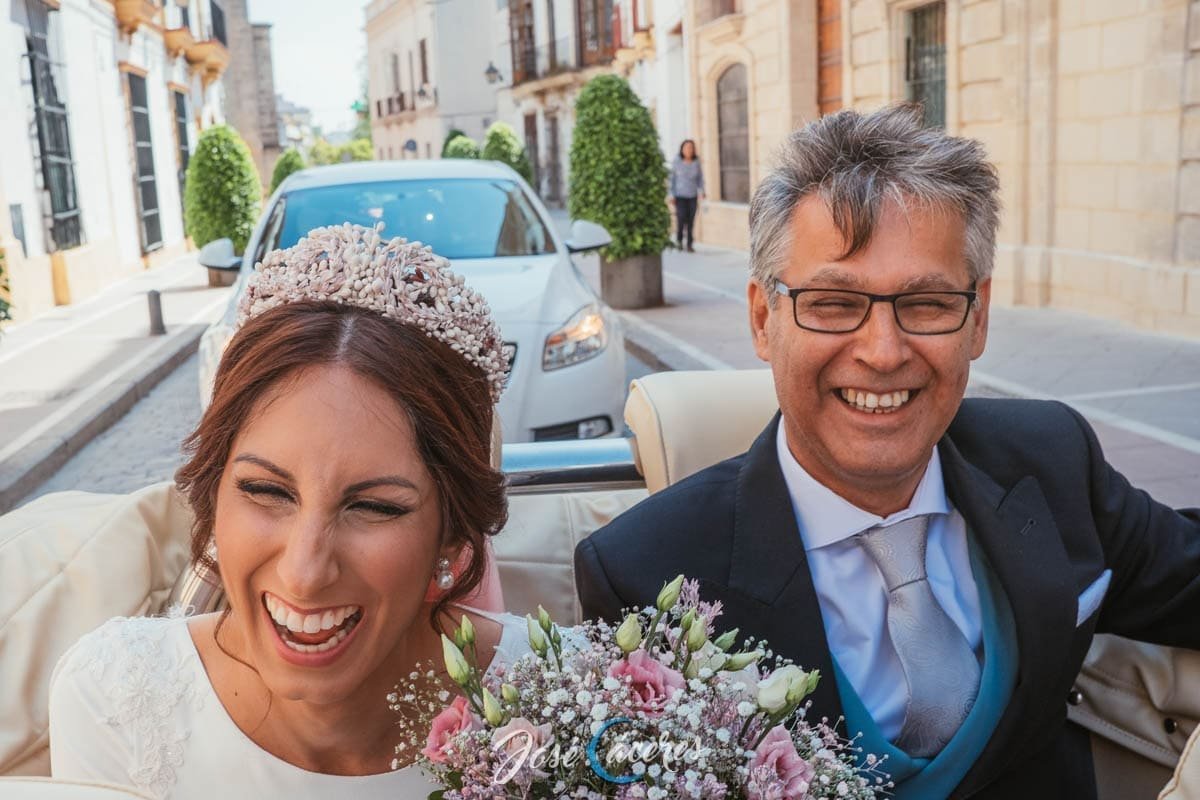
148, 290, 166, 335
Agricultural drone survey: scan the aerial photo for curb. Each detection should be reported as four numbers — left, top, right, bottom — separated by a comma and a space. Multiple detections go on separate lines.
618, 312, 721, 373
0, 323, 207, 514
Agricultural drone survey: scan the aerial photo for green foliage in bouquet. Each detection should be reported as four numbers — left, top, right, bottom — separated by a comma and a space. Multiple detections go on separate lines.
184, 124, 261, 252
480, 122, 533, 183
441, 128, 467, 157
568, 74, 671, 261
443, 135, 481, 160
269, 148, 306, 193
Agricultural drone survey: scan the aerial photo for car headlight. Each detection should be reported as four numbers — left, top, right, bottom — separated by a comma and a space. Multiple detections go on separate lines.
542, 304, 608, 371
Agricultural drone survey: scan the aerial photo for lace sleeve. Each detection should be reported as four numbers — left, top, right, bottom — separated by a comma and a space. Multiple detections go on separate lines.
48, 621, 138, 788
48, 616, 205, 799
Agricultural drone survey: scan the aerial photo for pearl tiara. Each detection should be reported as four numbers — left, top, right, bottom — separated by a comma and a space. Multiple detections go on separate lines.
236, 222, 510, 402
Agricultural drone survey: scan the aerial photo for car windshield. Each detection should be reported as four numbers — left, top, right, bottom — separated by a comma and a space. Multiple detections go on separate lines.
274, 178, 556, 259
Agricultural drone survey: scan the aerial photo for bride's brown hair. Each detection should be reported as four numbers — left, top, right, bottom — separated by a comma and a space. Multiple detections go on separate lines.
175, 300, 508, 629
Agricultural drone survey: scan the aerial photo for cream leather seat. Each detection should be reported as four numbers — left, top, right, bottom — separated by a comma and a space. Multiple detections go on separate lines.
1, 367, 1196, 800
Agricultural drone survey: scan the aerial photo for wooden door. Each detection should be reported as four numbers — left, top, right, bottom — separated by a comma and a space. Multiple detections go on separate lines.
817, 0, 842, 115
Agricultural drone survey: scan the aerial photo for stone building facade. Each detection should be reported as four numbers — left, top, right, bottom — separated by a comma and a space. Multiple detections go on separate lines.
686, 0, 1200, 335
220, 0, 282, 189
0, 0, 229, 321
367, 0, 498, 163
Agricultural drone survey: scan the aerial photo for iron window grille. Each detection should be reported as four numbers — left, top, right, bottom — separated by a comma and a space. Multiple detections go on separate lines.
179, 2, 189, 30
23, 0, 82, 252
210, 1, 227, 46
716, 63, 750, 203
905, 2, 946, 128
174, 91, 189, 217
127, 73, 163, 253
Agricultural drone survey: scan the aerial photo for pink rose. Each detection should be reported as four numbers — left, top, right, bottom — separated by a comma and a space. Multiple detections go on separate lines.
491, 717, 553, 783
607, 650, 686, 715
747, 726, 814, 800
422, 695, 481, 764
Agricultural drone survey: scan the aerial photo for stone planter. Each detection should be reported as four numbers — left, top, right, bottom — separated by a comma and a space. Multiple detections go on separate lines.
206, 267, 239, 288
600, 253, 663, 309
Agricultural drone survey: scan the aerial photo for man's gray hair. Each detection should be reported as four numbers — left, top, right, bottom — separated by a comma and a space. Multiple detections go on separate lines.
749, 104, 1000, 296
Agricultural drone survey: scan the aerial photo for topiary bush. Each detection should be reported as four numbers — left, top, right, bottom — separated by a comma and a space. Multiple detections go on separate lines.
568, 75, 670, 261
443, 134, 481, 160
339, 138, 374, 162
441, 128, 466, 157
269, 147, 305, 193
184, 124, 261, 253
0, 250, 12, 324
481, 121, 533, 183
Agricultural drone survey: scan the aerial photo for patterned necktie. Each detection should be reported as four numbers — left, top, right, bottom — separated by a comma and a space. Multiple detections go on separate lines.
857, 515, 980, 757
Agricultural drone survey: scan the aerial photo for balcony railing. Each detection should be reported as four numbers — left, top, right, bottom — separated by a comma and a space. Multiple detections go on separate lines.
512, 37, 579, 86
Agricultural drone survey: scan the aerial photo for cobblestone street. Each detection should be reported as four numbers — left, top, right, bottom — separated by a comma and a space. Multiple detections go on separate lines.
23, 354, 202, 503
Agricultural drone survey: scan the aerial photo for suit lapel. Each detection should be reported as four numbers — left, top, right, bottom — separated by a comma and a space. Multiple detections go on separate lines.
939, 436, 1077, 798
725, 414, 844, 720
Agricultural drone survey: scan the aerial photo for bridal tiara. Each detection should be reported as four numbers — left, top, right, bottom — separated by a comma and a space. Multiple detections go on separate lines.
235, 222, 510, 402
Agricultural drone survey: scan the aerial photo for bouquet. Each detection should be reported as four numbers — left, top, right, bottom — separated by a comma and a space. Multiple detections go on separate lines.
392, 576, 890, 799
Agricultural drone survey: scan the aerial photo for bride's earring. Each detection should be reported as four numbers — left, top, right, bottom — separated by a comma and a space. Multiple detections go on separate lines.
435, 557, 455, 590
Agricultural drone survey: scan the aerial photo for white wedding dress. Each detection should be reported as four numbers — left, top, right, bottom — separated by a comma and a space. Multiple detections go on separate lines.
48, 609, 532, 799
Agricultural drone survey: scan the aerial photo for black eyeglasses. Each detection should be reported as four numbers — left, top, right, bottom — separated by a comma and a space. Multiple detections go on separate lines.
774, 281, 978, 335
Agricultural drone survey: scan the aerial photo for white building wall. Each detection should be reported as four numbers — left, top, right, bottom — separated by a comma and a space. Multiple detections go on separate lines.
0, 0, 227, 319
433, 0, 498, 141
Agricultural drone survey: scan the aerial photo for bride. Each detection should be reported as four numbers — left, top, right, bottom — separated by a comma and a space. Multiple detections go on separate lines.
48, 224, 529, 798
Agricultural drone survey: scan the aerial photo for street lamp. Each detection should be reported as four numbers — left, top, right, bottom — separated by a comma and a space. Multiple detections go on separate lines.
484, 62, 503, 84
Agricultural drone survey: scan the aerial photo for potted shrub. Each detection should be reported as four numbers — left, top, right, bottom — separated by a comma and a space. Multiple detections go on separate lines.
441, 127, 466, 157
443, 134, 481, 159
481, 121, 533, 183
568, 74, 670, 308
184, 125, 261, 286
269, 147, 305, 193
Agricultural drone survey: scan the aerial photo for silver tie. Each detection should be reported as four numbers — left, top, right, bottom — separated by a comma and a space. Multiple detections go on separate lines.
857, 515, 980, 757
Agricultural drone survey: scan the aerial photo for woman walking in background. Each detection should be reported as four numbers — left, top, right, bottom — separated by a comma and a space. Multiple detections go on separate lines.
670, 139, 704, 252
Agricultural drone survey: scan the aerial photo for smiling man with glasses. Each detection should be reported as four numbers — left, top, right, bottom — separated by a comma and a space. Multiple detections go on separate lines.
577, 104, 1200, 800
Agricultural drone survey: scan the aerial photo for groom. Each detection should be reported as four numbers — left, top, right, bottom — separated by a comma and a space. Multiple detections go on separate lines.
575, 105, 1200, 800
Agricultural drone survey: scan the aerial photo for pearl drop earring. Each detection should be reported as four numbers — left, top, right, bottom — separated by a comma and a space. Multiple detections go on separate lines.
435, 557, 455, 590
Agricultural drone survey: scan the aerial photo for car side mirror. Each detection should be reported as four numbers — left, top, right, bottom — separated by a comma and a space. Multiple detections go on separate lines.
197, 238, 241, 270
565, 220, 612, 253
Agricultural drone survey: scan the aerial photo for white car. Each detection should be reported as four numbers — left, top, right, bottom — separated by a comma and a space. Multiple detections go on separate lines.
197, 160, 626, 443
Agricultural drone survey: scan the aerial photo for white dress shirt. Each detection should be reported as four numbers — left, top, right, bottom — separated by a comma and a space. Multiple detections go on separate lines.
775, 423, 983, 739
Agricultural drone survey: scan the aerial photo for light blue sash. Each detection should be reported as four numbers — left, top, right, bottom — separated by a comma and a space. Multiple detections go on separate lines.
831, 538, 1018, 800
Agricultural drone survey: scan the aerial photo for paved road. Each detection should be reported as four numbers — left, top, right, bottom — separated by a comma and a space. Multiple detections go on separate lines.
24, 348, 656, 504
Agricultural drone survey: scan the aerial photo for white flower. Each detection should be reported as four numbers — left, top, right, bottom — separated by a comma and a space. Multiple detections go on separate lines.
737, 701, 757, 717
591, 703, 609, 720
560, 709, 577, 724
756, 664, 805, 713
603, 677, 622, 691
576, 690, 593, 705
546, 688, 570, 706
715, 728, 731, 744
648, 788, 668, 800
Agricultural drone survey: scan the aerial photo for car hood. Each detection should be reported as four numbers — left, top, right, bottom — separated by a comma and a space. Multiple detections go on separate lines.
450, 254, 592, 329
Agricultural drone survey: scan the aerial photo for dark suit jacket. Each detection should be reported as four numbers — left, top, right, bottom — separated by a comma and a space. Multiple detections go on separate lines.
574, 399, 1200, 800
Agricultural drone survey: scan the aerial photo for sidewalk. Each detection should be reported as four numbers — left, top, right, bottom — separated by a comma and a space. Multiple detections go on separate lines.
0, 254, 231, 512
574, 242, 1200, 509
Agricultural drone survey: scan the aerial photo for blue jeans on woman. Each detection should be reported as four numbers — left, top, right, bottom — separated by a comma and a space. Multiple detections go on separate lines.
674, 196, 697, 251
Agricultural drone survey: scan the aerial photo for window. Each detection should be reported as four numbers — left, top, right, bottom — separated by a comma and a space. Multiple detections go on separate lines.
23, 0, 81, 251
173, 91, 189, 217
273, 179, 555, 259
905, 2, 946, 128
127, 72, 162, 252
577, 0, 615, 66
390, 52, 401, 94
178, 2, 189, 30
716, 64, 749, 203
210, 1, 227, 46
419, 39, 429, 85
